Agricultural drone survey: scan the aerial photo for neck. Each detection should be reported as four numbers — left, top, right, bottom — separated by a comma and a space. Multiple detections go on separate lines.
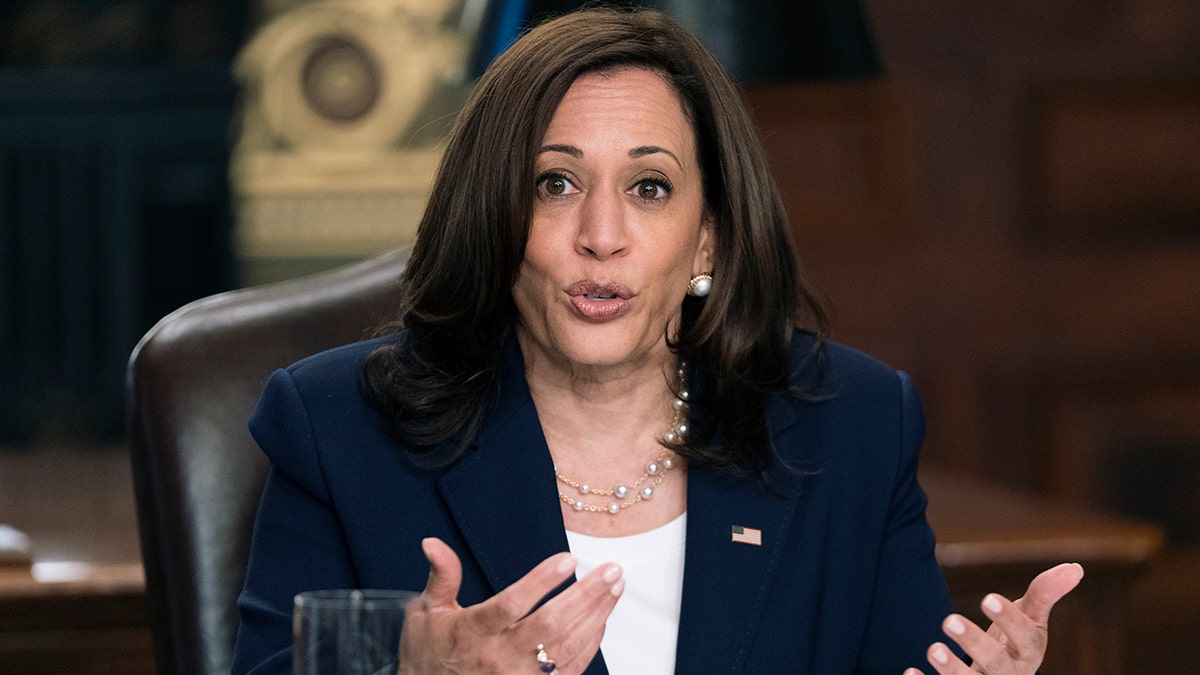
522, 351, 678, 468
517, 336, 691, 534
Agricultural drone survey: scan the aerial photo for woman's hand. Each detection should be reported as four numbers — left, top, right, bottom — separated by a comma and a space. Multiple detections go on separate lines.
904, 562, 1085, 675
397, 537, 623, 675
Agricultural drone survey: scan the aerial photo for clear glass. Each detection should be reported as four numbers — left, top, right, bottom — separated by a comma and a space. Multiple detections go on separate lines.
293, 589, 420, 675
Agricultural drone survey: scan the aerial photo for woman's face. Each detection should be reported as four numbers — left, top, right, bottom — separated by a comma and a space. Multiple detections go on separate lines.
512, 67, 714, 376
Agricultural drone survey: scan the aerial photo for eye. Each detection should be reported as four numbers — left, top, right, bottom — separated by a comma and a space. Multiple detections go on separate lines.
536, 172, 579, 199
631, 178, 671, 201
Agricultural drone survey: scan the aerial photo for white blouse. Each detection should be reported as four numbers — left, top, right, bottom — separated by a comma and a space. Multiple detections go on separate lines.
565, 513, 687, 675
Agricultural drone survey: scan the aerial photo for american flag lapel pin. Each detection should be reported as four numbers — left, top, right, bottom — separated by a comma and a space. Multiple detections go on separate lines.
731, 525, 762, 546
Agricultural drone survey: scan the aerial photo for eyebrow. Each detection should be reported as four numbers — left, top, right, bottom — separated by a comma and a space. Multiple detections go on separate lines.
536, 143, 683, 170
538, 144, 582, 158
629, 145, 682, 170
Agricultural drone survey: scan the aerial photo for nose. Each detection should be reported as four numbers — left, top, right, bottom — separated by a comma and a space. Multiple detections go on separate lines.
575, 190, 628, 260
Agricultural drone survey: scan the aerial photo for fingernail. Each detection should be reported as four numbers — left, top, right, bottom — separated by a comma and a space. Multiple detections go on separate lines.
556, 554, 577, 574
601, 564, 623, 583
610, 577, 625, 597
945, 615, 965, 635
932, 645, 949, 664
602, 564, 623, 583
983, 594, 1003, 613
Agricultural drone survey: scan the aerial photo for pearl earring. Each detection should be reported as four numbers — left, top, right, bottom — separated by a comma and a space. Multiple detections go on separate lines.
687, 273, 713, 297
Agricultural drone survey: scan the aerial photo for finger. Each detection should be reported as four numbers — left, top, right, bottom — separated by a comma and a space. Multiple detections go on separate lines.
516, 562, 623, 643
535, 566, 624, 673
979, 591, 1047, 664
549, 603, 612, 675
942, 611, 1013, 671
470, 551, 580, 632
560, 606, 611, 675
1013, 562, 1084, 624
924, 641, 974, 674
420, 537, 464, 612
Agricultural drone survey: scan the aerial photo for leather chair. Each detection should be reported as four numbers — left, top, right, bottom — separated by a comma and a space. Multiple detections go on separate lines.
127, 248, 411, 675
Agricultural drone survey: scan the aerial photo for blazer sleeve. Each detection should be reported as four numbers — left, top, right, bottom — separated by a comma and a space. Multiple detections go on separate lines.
856, 371, 962, 672
230, 367, 359, 675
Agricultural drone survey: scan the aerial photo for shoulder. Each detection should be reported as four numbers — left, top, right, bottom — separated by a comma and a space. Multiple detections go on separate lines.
282, 334, 398, 388
249, 336, 402, 472
785, 330, 907, 399
770, 331, 923, 475
255, 333, 412, 415
251, 335, 397, 431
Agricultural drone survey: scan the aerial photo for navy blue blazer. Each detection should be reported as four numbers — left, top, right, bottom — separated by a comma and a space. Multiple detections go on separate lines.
231, 334, 955, 674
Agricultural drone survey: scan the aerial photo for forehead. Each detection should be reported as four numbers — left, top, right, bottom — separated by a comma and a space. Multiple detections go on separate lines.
543, 67, 696, 156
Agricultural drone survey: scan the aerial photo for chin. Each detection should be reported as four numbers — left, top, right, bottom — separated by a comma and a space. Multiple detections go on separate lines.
554, 330, 663, 371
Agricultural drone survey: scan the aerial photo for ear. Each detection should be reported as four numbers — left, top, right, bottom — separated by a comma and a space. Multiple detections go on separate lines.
692, 214, 717, 275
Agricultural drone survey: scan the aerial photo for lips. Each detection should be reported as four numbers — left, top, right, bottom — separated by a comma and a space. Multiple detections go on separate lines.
565, 280, 634, 321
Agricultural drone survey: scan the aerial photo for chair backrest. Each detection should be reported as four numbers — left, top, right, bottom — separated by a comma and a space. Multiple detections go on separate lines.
127, 248, 411, 675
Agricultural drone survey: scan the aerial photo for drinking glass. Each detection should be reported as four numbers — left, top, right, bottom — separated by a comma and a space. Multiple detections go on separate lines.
293, 589, 421, 675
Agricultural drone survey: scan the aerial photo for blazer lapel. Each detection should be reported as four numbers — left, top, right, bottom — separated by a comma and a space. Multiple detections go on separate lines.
436, 400, 569, 596
434, 346, 610, 675
674, 393, 810, 674
436, 346, 569, 597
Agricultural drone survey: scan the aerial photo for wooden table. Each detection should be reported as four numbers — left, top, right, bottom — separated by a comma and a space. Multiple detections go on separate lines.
0, 445, 154, 674
923, 468, 1164, 675
0, 562, 152, 674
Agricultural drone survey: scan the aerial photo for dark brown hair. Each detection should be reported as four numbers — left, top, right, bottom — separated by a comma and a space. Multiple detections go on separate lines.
363, 6, 828, 470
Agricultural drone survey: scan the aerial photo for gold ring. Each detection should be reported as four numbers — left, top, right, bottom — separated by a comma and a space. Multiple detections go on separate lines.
536, 643, 558, 673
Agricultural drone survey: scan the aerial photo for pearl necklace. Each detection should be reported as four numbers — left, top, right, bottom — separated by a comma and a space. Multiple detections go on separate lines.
555, 362, 689, 515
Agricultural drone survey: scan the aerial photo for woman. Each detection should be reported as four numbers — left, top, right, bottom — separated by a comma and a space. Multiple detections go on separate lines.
231, 7, 1081, 675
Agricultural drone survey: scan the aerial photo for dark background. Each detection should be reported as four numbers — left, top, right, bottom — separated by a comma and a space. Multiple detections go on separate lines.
0, 0, 877, 444
0, 0, 247, 442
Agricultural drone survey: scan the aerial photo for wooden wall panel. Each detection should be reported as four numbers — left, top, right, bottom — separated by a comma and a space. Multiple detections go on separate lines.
743, 82, 915, 239
1033, 83, 1200, 239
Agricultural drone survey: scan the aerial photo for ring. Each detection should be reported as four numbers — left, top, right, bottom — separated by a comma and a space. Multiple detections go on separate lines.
535, 643, 558, 673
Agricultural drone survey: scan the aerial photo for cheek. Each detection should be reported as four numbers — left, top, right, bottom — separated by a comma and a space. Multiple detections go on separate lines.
665, 227, 706, 277
511, 264, 541, 313
516, 236, 552, 290
511, 245, 558, 322
521, 217, 559, 271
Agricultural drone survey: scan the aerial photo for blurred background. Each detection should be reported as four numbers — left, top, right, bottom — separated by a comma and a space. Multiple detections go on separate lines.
1, 0, 1198, 672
